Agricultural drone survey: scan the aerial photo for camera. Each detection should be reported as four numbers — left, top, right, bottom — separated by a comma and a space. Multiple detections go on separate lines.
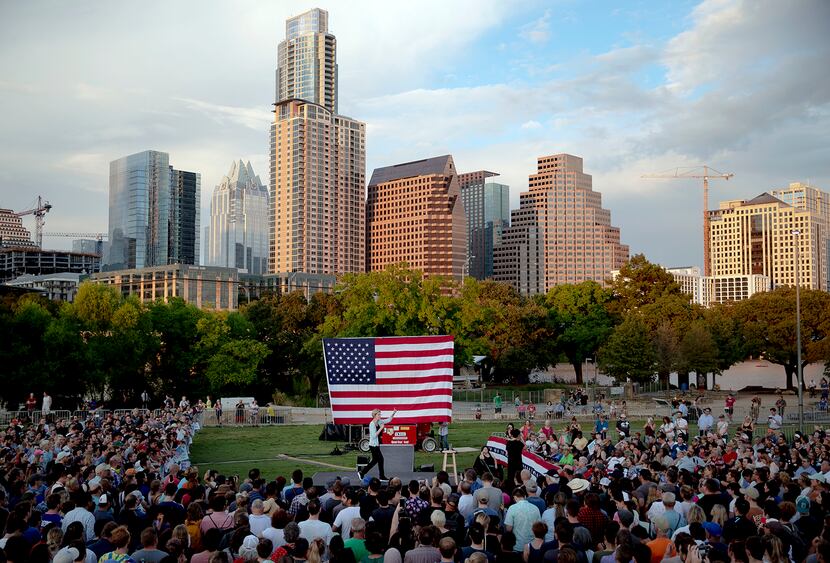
699, 542, 711, 559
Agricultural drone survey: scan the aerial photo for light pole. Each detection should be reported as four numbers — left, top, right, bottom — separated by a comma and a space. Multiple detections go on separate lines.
793, 229, 804, 434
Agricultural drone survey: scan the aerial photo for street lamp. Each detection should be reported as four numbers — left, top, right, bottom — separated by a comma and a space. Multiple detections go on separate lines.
793, 229, 804, 434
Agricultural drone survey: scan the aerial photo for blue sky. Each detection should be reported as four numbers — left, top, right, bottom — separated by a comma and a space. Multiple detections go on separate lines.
1, 0, 828, 268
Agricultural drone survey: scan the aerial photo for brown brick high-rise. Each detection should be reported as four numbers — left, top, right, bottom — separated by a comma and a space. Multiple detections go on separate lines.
366, 155, 467, 280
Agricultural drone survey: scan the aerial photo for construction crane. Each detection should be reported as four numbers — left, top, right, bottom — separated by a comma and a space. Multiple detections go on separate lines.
42, 232, 108, 256
15, 195, 52, 248
642, 166, 734, 276
42, 232, 108, 240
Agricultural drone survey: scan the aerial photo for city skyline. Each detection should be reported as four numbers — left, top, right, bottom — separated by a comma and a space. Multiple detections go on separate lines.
1, 0, 828, 269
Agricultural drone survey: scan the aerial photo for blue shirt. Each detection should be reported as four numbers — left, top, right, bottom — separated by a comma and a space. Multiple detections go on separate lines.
505, 499, 541, 551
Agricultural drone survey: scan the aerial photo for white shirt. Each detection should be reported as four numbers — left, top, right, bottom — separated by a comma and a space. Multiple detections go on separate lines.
768, 415, 783, 430
62, 507, 96, 542
42, 395, 52, 414
333, 505, 362, 538
458, 493, 476, 519
262, 527, 285, 548
299, 518, 334, 545
249, 513, 271, 537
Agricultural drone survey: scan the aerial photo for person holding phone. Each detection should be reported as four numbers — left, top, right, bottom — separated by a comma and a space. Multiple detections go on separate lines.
359, 409, 397, 480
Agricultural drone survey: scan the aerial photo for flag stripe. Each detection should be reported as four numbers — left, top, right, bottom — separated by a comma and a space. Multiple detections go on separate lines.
330, 389, 451, 398
326, 401, 452, 410
375, 376, 452, 385
375, 362, 453, 372
324, 335, 454, 424
328, 382, 452, 393
331, 415, 446, 424
375, 368, 452, 383
375, 344, 454, 354
376, 353, 454, 363
374, 336, 454, 346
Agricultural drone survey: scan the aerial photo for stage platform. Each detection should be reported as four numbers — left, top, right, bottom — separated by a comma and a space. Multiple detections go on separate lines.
312, 470, 443, 488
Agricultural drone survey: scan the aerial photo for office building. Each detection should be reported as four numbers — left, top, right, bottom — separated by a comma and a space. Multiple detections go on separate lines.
240, 271, 337, 302
72, 239, 103, 256
105, 150, 200, 270
270, 9, 365, 276
771, 182, 830, 290
207, 160, 269, 274
494, 153, 628, 294
169, 169, 201, 266
366, 155, 466, 280
91, 264, 239, 311
0, 208, 37, 249
709, 192, 827, 290
0, 248, 100, 283
459, 171, 510, 279
4, 272, 85, 302
665, 266, 770, 307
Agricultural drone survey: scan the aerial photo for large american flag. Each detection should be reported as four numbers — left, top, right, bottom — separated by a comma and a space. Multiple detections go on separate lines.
323, 335, 454, 424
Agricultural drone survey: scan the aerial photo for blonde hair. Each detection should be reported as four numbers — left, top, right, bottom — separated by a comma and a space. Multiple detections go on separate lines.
686, 504, 705, 525
466, 553, 488, 563
431, 510, 447, 528
308, 538, 326, 563
711, 504, 727, 528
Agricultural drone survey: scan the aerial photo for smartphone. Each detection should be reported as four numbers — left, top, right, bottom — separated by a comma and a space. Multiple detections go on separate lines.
399, 498, 407, 509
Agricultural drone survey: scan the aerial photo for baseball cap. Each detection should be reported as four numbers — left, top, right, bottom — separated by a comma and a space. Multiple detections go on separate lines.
739, 487, 759, 500
809, 473, 826, 483
703, 522, 722, 537
98, 494, 109, 505
447, 493, 460, 505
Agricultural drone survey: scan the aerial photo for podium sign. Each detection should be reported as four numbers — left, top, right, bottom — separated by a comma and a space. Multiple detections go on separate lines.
381, 424, 417, 445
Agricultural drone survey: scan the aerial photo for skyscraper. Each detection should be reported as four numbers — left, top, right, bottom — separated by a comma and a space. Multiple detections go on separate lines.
459, 171, 510, 279
270, 8, 365, 275
366, 155, 467, 280
708, 190, 828, 290
105, 150, 200, 270
207, 160, 269, 274
494, 153, 628, 294
169, 168, 200, 266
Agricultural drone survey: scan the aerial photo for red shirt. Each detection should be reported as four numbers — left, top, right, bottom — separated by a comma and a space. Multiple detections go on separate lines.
725, 397, 736, 408
723, 451, 738, 465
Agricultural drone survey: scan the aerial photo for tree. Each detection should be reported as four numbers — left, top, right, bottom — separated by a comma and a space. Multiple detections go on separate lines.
455, 280, 553, 383
678, 320, 719, 388
205, 340, 270, 390
598, 315, 656, 383
607, 254, 687, 317
653, 321, 680, 387
736, 287, 830, 390
546, 281, 614, 385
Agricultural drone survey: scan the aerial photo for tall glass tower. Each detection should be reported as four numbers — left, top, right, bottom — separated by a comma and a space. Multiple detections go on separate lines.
270, 8, 365, 275
277, 8, 337, 112
207, 160, 269, 274
105, 150, 200, 270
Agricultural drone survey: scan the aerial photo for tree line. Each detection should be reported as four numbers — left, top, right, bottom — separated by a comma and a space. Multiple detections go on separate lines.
1, 256, 828, 409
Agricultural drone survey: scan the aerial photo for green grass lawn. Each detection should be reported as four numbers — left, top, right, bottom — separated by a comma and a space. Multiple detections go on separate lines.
189, 419, 647, 480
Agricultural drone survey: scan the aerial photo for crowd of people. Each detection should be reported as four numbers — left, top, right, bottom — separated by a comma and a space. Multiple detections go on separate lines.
2, 392, 830, 563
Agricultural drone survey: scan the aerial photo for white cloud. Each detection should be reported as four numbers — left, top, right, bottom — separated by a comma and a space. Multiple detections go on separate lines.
519, 10, 551, 44
521, 120, 542, 130
173, 97, 273, 131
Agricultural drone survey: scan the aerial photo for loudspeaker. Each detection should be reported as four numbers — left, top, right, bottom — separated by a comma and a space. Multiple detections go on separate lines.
357, 455, 369, 465
419, 464, 435, 472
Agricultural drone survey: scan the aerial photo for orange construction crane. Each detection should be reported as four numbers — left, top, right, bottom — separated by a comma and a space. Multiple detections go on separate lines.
15, 195, 52, 249
642, 166, 733, 276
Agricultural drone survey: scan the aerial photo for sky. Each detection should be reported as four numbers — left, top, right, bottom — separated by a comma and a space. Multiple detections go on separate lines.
1, 0, 828, 268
